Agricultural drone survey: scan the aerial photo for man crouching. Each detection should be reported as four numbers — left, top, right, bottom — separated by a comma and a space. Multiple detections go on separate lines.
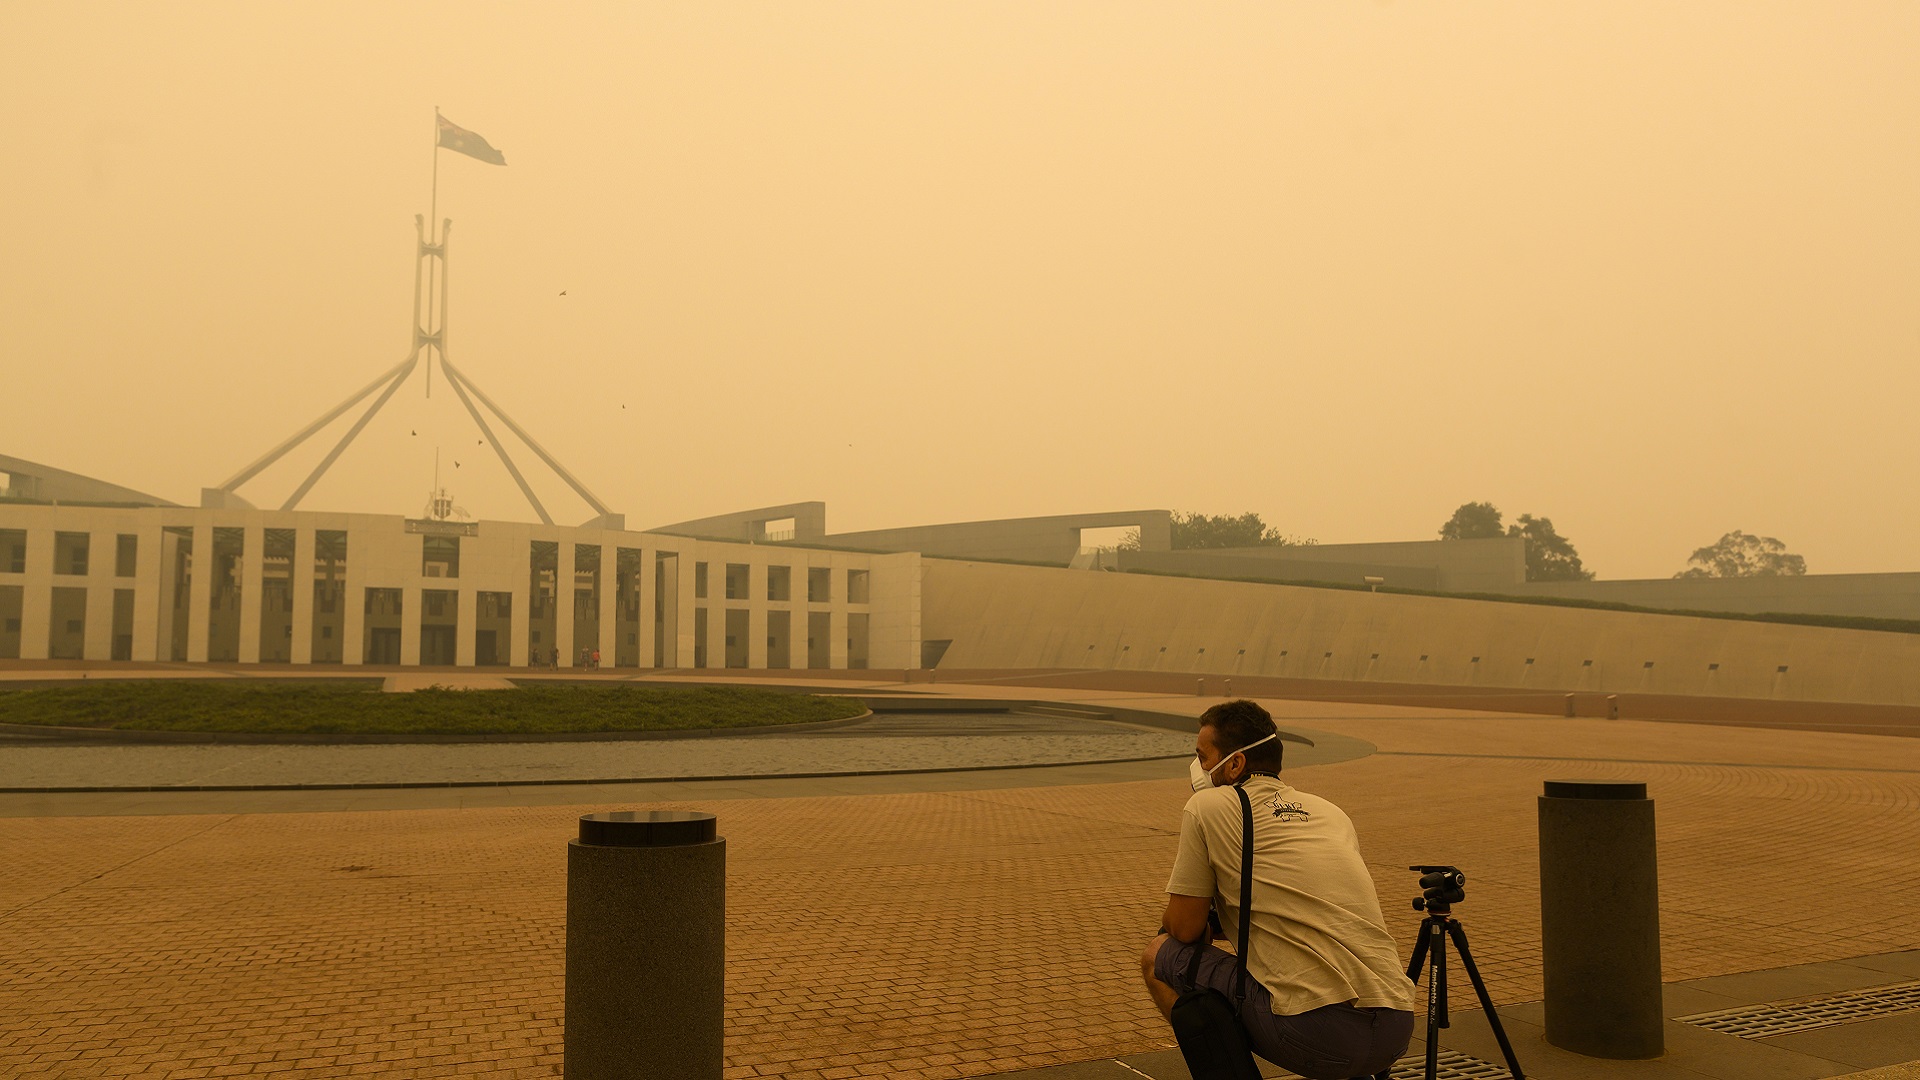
1140, 700, 1415, 1080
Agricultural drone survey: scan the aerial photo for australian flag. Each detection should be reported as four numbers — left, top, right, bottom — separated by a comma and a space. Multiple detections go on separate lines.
437, 114, 507, 165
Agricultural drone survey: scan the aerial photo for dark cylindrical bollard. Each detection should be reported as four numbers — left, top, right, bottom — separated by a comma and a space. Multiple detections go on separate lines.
1538, 780, 1663, 1058
567, 811, 725, 1080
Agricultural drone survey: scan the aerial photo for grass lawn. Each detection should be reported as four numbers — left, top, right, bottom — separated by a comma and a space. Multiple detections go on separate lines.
0, 681, 866, 736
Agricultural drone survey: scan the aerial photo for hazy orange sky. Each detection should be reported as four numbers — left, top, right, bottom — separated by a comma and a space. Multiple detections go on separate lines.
3, 2, 1915, 579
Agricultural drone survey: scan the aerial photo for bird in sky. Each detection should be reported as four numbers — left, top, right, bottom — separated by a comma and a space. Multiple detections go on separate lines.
410, 430, 417, 436
559, 290, 568, 296
454, 461, 461, 468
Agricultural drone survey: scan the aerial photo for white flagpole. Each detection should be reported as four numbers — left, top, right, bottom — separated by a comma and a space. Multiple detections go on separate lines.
427, 106, 441, 398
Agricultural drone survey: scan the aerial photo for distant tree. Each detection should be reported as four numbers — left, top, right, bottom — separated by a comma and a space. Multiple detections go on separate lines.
1121, 512, 1313, 551
1507, 514, 1593, 581
1675, 531, 1806, 578
1440, 502, 1592, 581
1438, 501, 1505, 540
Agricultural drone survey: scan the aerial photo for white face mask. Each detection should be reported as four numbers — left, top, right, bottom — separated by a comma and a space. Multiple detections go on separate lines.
1188, 733, 1278, 791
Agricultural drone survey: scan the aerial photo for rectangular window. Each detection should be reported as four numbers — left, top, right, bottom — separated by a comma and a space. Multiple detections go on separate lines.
615, 547, 644, 668
0, 529, 24, 574
694, 562, 709, 599
116, 535, 138, 577
421, 589, 457, 666
574, 544, 601, 667
163, 526, 192, 661
49, 586, 86, 659
725, 563, 749, 600
310, 530, 346, 664
55, 532, 89, 576
847, 611, 869, 669
258, 528, 296, 663
422, 535, 460, 579
363, 587, 403, 665
847, 568, 871, 604
474, 591, 511, 667
724, 609, 749, 668
807, 567, 831, 603
766, 565, 791, 602
206, 527, 245, 663
111, 589, 135, 660
529, 541, 559, 665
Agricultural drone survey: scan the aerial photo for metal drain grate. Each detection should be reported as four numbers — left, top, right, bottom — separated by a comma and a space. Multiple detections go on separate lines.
1386, 1049, 1515, 1079
1677, 980, 1920, 1038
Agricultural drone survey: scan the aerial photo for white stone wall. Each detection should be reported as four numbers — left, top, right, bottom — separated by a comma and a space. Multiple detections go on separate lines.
0, 505, 912, 671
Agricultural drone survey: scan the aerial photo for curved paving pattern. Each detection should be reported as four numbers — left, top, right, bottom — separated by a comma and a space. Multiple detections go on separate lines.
0, 711, 1197, 790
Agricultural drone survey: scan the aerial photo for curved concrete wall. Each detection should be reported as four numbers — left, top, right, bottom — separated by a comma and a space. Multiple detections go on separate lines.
921, 560, 1920, 707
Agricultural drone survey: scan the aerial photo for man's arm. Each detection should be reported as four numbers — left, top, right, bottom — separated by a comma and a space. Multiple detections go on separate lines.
1161, 893, 1213, 944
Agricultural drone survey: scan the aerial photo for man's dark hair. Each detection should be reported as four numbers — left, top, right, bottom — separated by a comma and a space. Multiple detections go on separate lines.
1198, 699, 1283, 772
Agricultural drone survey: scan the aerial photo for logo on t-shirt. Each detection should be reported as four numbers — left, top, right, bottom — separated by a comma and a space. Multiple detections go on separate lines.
1268, 796, 1310, 822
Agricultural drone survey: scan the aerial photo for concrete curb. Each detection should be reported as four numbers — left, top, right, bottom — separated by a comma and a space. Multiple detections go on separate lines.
0, 709, 877, 746
0, 749, 1193, 794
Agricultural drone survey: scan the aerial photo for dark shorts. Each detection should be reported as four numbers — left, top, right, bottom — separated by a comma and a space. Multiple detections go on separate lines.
1154, 937, 1415, 1080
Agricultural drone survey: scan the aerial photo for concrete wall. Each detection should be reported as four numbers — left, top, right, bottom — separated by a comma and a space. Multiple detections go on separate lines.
1117, 550, 1442, 590
1503, 573, 1920, 623
1190, 537, 1527, 592
0, 454, 176, 507
921, 559, 1920, 706
828, 510, 1174, 565
648, 501, 828, 544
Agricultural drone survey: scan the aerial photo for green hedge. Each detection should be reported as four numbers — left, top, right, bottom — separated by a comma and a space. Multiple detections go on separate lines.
0, 681, 866, 735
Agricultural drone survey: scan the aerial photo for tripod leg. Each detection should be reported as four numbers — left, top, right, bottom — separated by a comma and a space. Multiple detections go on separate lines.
1426, 922, 1446, 1080
1405, 916, 1432, 983
1445, 921, 1525, 1080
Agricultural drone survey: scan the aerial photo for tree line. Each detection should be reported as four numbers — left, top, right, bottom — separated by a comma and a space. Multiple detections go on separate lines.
1122, 505, 1807, 583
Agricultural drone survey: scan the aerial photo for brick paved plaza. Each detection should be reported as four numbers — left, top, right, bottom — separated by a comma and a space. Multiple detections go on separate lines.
3, 683, 1919, 1078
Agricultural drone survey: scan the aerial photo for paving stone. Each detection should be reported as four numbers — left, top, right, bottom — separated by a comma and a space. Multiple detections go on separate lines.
2, 684, 1918, 1078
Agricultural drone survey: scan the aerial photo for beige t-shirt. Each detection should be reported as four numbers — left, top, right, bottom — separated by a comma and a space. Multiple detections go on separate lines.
1166, 775, 1415, 1015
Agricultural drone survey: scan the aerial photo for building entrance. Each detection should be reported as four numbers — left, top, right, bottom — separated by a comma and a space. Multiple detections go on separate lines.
366, 627, 401, 665
420, 625, 457, 666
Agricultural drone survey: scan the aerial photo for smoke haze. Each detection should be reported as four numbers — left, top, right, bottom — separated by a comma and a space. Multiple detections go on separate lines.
2, 2, 1916, 578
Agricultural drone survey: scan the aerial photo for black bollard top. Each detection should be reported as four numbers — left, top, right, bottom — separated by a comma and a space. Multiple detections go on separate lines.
1544, 779, 1647, 800
578, 810, 717, 847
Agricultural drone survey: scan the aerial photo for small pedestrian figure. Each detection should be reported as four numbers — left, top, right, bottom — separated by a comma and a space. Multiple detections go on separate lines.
591, 647, 601, 670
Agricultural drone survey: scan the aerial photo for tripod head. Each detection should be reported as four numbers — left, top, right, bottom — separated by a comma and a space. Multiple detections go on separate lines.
1410, 864, 1466, 916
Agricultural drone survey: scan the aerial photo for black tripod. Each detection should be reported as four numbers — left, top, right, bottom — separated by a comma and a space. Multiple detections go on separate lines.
1400, 866, 1524, 1080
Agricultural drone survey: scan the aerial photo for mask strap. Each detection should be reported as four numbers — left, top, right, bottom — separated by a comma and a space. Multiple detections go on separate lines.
1210, 732, 1278, 776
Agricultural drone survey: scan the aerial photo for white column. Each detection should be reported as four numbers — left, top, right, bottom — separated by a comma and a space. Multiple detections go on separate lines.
19, 528, 52, 660
132, 522, 162, 662
186, 522, 212, 663
83, 528, 115, 660
598, 542, 618, 666
636, 547, 656, 668
290, 529, 315, 664
747, 561, 768, 668
237, 523, 264, 664
674, 552, 696, 668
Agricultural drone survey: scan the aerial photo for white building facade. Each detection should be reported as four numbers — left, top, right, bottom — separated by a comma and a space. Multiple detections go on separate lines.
0, 505, 920, 671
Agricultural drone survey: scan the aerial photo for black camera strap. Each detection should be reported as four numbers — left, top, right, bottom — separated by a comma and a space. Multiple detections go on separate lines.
1181, 783, 1257, 1006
